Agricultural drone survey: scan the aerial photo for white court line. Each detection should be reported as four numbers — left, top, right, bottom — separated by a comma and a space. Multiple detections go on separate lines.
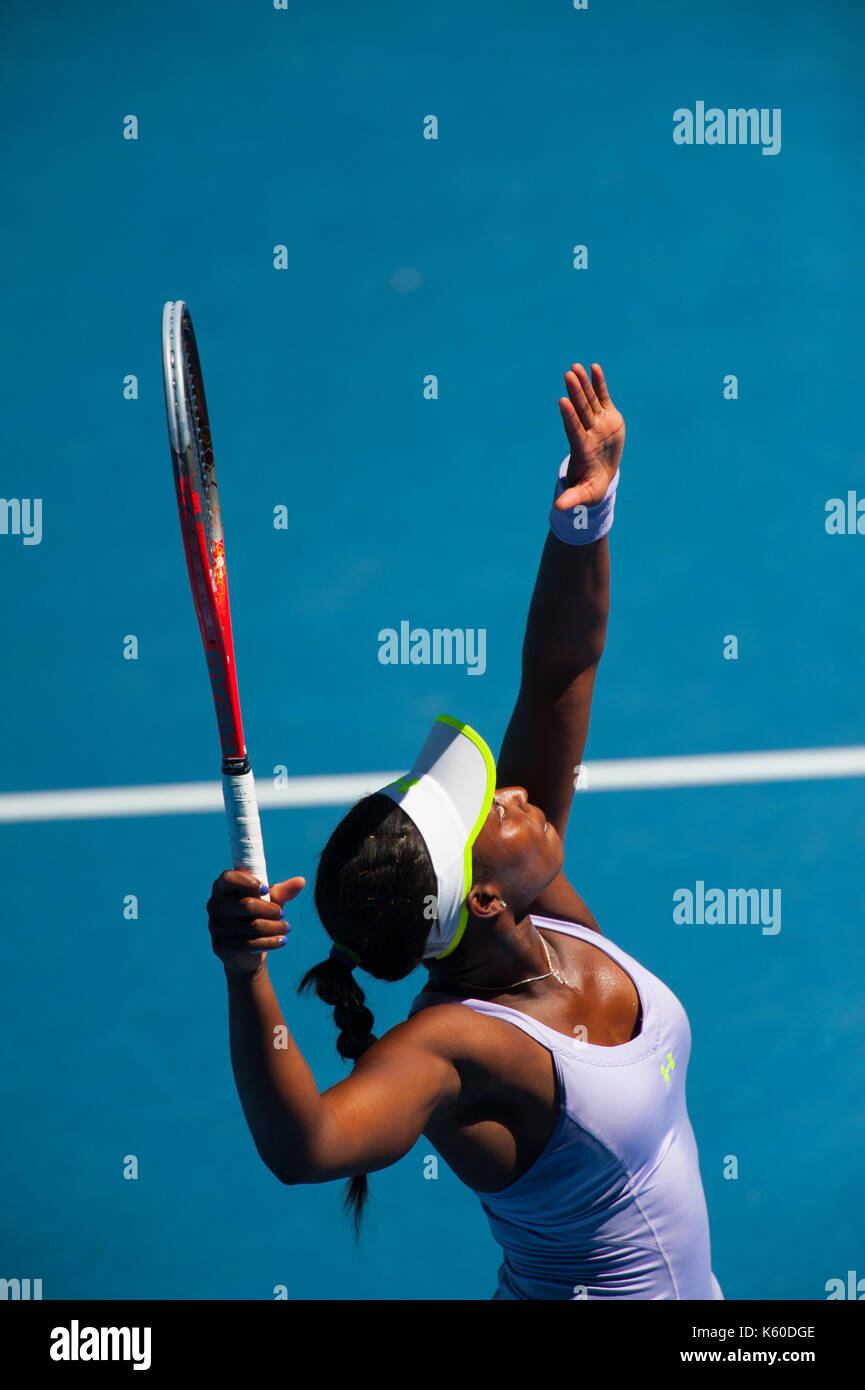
2, 746, 865, 823
0, 773, 404, 824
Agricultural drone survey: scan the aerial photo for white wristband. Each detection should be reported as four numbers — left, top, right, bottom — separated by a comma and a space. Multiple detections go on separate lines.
549, 456, 619, 545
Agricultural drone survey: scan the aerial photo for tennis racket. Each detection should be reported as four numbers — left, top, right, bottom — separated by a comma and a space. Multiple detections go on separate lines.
161, 300, 270, 897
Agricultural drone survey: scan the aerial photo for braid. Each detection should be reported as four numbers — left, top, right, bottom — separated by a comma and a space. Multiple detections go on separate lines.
297, 956, 377, 1238
298, 793, 437, 1237
298, 957, 376, 1062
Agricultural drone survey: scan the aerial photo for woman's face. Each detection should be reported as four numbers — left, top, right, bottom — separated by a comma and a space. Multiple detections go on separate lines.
470, 786, 564, 908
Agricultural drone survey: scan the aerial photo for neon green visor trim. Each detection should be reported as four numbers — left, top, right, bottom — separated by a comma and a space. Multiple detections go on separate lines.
431, 715, 497, 960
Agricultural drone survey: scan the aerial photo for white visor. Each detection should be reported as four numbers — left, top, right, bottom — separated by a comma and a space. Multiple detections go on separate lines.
378, 715, 497, 959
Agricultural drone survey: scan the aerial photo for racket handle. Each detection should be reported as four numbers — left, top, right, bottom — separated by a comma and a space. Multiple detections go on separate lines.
222, 765, 269, 898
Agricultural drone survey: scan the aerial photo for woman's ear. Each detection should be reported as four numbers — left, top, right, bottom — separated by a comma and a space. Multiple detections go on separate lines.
466, 883, 508, 919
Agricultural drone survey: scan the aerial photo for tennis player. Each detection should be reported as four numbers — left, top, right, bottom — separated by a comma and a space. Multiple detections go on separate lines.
207, 362, 723, 1300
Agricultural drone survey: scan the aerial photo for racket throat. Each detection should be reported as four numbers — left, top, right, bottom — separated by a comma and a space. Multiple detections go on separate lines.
222, 755, 251, 776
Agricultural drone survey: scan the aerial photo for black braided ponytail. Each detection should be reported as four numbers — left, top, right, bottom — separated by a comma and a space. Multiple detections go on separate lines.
298, 793, 436, 1236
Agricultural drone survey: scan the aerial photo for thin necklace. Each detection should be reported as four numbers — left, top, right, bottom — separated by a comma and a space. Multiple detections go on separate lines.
432, 932, 568, 994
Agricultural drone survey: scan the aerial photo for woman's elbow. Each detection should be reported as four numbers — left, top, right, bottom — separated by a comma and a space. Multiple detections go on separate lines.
255, 1143, 311, 1186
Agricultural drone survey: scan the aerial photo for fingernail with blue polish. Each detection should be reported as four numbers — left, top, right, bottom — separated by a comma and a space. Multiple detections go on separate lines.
259, 884, 270, 897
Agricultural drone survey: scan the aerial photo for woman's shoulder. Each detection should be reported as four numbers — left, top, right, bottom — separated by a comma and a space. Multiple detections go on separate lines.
407, 984, 462, 1019
389, 989, 527, 1070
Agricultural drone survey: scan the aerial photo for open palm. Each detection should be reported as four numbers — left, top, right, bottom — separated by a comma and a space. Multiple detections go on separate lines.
555, 362, 625, 510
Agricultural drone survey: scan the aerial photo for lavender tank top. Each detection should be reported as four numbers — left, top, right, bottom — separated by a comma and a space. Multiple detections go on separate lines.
410, 916, 723, 1300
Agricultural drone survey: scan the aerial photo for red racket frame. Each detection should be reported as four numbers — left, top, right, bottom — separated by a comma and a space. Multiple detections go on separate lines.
164, 303, 248, 767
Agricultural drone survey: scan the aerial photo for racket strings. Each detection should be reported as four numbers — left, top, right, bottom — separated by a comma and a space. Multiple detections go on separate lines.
180, 329, 230, 627
183, 343, 221, 561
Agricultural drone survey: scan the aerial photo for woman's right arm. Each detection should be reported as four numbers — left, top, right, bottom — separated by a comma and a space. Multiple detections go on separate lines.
211, 871, 462, 1184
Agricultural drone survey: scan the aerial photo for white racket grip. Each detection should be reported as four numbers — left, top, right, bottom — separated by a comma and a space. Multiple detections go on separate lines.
222, 769, 269, 897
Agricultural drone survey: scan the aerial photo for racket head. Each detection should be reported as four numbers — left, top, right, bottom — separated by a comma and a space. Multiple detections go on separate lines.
162, 301, 247, 763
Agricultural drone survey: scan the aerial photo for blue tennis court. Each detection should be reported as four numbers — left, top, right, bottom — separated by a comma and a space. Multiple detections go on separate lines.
1, 0, 863, 1300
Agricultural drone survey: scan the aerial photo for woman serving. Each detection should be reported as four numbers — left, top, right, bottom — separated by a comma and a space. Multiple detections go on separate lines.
207, 362, 723, 1300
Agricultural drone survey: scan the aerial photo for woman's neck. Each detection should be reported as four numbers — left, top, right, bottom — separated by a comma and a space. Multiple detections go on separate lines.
425, 915, 565, 995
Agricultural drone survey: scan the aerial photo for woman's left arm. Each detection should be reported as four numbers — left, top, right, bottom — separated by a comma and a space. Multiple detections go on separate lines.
496, 540, 609, 838
497, 361, 625, 842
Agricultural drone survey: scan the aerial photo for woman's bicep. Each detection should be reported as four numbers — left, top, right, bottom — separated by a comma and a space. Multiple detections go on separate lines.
292, 1020, 462, 1184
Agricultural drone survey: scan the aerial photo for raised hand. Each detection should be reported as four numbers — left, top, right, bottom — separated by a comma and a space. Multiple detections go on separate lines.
556, 362, 625, 510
